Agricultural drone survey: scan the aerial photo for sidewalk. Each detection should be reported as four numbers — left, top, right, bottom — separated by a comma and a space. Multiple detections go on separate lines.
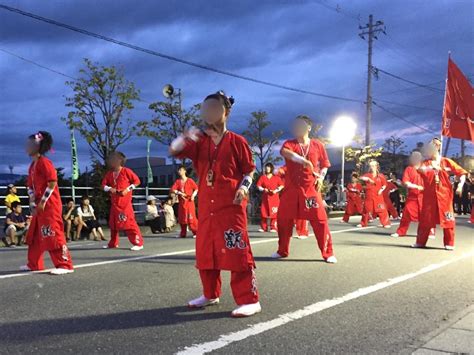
412, 306, 474, 354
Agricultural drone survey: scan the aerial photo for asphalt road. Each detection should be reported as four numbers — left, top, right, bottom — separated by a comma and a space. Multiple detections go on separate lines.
0, 216, 473, 354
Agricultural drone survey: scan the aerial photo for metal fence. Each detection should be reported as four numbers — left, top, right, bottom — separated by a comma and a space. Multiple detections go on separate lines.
0, 185, 170, 220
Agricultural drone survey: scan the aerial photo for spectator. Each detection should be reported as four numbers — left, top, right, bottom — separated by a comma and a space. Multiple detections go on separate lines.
63, 198, 78, 242
145, 195, 166, 234
3, 201, 30, 247
163, 197, 177, 232
4, 184, 21, 214
389, 172, 403, 215
76, 196, 106, 241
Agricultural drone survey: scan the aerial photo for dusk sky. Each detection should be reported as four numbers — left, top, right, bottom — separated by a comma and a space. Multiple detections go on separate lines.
0, 0, 473, 176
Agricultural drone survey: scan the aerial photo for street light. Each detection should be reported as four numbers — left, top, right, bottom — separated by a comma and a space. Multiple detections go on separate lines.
329, 115, 357, 207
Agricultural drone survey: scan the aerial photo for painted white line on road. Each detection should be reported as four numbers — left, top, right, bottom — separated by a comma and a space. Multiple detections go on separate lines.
176, 250, 474, 355
0, 224, 395, 280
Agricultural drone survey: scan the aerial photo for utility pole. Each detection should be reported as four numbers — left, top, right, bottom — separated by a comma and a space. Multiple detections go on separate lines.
460, 139, 465, 158
359, 15, 385, 146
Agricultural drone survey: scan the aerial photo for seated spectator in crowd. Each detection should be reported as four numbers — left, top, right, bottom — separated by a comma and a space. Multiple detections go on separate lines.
169, 192, 179, 221
4, 184, 21, 214
163, 197, 177, 232
145, 195, 166, 234
76, 196, 106, 241
3, 201, 30, 247
63, 198, 78, 242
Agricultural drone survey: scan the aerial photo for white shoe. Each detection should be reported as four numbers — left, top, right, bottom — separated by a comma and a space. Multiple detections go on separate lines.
193, 235, 197, 239
296, 235, 309, 240
356, 224, 363, 228
411, 243, 425, 249
445, 245, 455, 251
231, 302, 262, 317
258, 228, 265, 233
19, 265, 31, 271
326, 256, 338, 264
187, 295, 219, 308
340, 220, 348, 224
383, 225, 391, 229
428, 235, 436, 240
271, 252, 284, 259
390, 233, 399, 238
130, 245, 144, 251
102, 245, 116, 249
270, 229, 277, 233
50, 268, 74, 275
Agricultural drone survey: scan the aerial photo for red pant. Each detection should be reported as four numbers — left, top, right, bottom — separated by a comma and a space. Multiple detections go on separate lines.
386, 201, 399, 219
180, 223, 198, 237
277, 218, 333, 259
199, 268, 259, 305
417, 225, 454, 247
361, 209, 390, 227
109, 226, 143, 248
27, 243, 73, 271
295, 219, 308, 236
261, 218, 277, 231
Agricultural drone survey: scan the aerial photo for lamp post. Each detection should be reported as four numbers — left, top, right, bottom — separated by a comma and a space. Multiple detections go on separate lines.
329, 116, 357, 208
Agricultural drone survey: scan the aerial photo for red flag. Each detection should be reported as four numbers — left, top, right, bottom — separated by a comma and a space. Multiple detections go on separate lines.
441, 57, 474, 142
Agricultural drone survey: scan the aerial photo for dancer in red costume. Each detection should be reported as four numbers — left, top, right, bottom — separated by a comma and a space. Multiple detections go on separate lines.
169, 91, 261, 317
21, 131, 74, 275
101, 152, 144, 251
271, 115, 336, 263
341, 173, 363, 223
357, 160, 391, 228
413, 142, 467, 250
256, 163, 283, 232
391, 151, 434, 238
171, 166, 198, 238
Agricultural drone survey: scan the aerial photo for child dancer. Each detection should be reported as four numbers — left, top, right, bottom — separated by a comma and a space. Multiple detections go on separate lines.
171, 166, 198, 238
256, 163, 283, 232
22, 131, 74, 275
101, 151, 144, 251
169, 91, 261, 317
341, 173, 363, 223
271, 115, 337, 263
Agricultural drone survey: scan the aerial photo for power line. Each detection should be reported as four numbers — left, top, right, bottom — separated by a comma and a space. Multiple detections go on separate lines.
373, 66, 444, 93
373, 102, 436, 134
0, 4, 364, 104
372, 98, 439, 112
0, 47, 76, 80
375, 80, 444, 96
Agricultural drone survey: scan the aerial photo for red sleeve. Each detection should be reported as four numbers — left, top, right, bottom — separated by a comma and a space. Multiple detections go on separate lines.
190, 178, 198, 191
445, 158, 468, 176
101, 172, 110, 189
236, 135, 256, 175
127, 168, 141, 186
380, 174, 387, 186
276, 175, 284, 187
41, 158, 57, 182
316, 140, 331, 169
27, 164, 33, 189
402, 167, 411, 184
171, 180, 179, 192
281, 140, 294, 155
175, 138, 199, 162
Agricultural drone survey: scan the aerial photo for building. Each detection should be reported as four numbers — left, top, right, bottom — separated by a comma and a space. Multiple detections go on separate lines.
126, 157, 183, 188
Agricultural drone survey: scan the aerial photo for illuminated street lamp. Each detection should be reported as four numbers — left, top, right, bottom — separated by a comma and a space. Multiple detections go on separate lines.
329, 116, 357, 206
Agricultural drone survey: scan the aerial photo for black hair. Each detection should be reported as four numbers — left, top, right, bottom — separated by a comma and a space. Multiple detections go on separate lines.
81, 195, 90, 201
11, 201, 21, 210
351, 172, 359, 178
65, 198, 74, 204
264, 162, 275, 171
204, 91, 235, 110
6, 185, 14, 194
390, 172, 397, 178
28, 131, 53, 155
295, 114, 313, 127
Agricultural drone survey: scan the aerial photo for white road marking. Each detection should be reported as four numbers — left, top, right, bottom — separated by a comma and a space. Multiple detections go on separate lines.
176, 250, 474, 355
0, 224, 397, 280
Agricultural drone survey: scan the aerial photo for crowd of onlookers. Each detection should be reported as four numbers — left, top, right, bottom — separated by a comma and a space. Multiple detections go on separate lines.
2, 183, 179, 247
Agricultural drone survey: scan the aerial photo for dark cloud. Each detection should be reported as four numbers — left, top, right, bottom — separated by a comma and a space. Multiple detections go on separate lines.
0, 0, 473, 175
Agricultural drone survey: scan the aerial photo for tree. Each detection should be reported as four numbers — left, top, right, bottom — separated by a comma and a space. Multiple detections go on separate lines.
242, 110, 283, 174
382, 135, 407, 155
344, 135, 384, 175
62, 58, 140, 165
137, 92, 200, 165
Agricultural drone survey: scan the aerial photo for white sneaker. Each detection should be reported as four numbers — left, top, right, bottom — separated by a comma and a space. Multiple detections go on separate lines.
340, 220, 348, 224
356, 224, 363, 228
390, 233, 399, 238
231, 302, 262, 317
411, 243, 425, 249
429, 234, 436, 240
102, 245, 116, 249
50, 268, 74, 275
193, 235, 197, 239
271, 252, 284, 259
130, 245, 144, 251
296, 235, 309, 240
19, 265, 31, 271
270, 229, 277, 233
187, 295, 219, 308
445, 245, 455, 251
258, 228, 265, 233
383, 225, 391, 229
326, 256, 338, 264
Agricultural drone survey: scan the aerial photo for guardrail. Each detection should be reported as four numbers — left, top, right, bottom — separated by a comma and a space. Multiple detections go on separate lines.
0, 185, 170, 219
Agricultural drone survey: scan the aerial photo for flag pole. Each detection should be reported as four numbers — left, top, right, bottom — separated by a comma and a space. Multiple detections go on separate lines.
439, 51, 451, 160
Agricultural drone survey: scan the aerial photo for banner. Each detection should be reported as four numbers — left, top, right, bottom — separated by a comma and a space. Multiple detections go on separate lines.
441, 57, 474, 142
71, 129, 79, 180
147, 139, 153, 184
